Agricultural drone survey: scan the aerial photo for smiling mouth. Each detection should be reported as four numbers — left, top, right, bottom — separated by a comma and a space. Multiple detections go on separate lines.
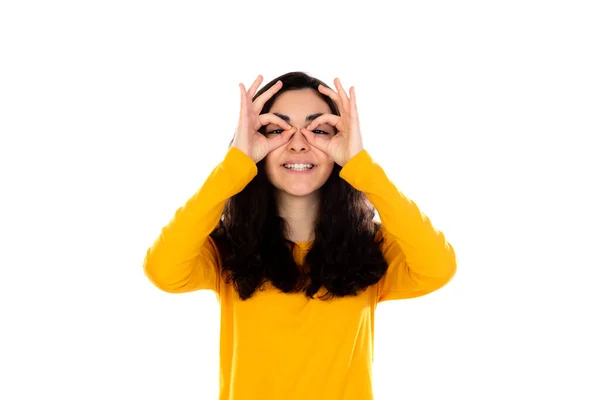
282, 164, 316, 171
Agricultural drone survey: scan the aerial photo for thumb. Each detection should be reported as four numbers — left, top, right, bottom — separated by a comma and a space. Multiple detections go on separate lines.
267, 127, 296, 153
300, 128, 329, 154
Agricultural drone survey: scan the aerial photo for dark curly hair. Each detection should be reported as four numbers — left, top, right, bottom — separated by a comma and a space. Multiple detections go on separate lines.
210, 71, 389, 300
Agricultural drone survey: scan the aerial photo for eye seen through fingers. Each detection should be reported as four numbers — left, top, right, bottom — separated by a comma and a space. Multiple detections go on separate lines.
268, 128, 329, 135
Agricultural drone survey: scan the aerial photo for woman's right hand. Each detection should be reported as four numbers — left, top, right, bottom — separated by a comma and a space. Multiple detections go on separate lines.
230, 75, 297, 163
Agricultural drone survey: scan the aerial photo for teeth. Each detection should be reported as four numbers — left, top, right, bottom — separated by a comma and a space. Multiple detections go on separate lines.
284, 163, 314, 171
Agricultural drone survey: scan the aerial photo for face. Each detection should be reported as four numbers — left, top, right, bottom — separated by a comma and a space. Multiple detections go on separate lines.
264, 88, 336, 198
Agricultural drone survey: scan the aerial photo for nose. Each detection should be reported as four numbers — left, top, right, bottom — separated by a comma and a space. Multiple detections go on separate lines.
287, 129, 309, 151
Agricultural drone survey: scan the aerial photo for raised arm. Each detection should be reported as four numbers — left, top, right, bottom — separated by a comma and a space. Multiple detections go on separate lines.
143, 147, 257, 293
340, 150, 457, 302
144, 74, 298, 294
292, 77, 456, 301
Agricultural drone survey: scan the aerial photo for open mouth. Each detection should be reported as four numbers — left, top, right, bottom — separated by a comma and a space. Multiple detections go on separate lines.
282, 163, 316, 172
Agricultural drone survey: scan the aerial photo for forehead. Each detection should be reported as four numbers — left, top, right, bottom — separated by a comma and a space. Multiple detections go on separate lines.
270, 88, 330, 114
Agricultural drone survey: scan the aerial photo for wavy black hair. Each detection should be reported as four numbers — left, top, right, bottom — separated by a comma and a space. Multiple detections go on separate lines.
210, 71, 388, 300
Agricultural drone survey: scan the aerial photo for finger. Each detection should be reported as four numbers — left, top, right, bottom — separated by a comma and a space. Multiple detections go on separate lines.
239, 83, 248, 119
305, 114, 341, 131
349, 86, 359, 121
317, 83, 345, 114
247, 74, 264, 99
300, 128, 329, 153
253, 80, 284, 112
257, 113, 292, 131
333, 78, 350, 110
267, 127, 296, 152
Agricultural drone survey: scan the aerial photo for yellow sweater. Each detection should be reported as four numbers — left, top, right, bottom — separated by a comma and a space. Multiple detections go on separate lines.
144, 147, 457, 400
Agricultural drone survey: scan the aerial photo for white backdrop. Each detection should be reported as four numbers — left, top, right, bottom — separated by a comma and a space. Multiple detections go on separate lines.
1, 0, 599, 399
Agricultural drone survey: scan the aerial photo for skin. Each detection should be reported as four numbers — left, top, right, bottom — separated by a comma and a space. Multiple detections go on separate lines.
234, 75, 364, 242
265, 89, 336, 198
264, 89, 337, 241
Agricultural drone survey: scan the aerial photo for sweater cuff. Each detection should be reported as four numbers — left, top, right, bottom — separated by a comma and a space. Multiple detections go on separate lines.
223, 147, 258, 181
339, 149, 373, 187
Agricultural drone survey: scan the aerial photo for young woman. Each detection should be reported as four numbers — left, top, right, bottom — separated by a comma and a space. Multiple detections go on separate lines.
143, 71, 457, 400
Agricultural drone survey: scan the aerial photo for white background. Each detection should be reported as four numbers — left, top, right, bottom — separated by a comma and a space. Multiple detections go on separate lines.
1, 0, 599, 399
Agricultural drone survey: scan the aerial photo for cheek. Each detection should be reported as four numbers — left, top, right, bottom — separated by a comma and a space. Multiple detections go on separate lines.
322, 163, 335, 179
317, 152, 335, 171
264, 151, 279, 168
263, 152, 280, 182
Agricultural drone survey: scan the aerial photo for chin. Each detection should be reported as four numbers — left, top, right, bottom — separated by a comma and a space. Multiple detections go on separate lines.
278, 185, 321, 198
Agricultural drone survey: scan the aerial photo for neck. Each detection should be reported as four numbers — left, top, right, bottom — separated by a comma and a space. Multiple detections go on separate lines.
275, 190, 320, 243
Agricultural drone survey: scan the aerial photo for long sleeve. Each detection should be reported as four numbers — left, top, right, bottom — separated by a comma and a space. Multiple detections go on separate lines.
143, 147, 257, 294
339, 149, 457, 302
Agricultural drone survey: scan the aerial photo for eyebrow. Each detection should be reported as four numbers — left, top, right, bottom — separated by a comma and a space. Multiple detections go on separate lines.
273, 113, 323, 123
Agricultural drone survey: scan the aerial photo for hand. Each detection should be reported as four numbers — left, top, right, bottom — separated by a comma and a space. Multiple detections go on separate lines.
230, 75, 297, 163
299, 78, 364, 167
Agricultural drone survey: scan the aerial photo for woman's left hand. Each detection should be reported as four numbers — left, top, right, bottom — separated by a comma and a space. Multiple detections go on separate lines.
300, 78, 364, 167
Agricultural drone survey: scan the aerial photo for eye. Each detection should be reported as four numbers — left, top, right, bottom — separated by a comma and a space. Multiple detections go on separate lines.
267, 128, 329, 135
